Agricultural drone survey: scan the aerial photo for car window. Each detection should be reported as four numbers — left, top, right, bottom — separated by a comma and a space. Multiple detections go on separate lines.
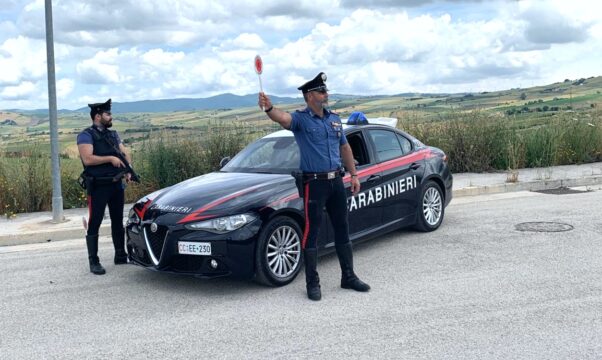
221, 137, 300, 174
397, 134, 413, 155
368, 129, 403, 162
346, 131, 371, 166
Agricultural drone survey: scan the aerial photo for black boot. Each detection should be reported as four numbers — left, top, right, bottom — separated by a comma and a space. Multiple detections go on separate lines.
112, 227, 128, 265
304, 248, 321, 301
86, 234, 106, 275
336, 243, 370, 292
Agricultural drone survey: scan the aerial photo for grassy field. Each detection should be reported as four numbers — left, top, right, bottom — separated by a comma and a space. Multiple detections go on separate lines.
0, 76, 601, 216
2, 76, 600, 151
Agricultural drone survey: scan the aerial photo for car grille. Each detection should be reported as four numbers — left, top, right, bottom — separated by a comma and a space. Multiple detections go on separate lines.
143, 224, 168, 262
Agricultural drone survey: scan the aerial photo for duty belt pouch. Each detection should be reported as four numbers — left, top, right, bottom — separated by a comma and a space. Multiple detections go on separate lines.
291, 171, 305, 198
77, 171, 93, 190
77, 172, 86, 190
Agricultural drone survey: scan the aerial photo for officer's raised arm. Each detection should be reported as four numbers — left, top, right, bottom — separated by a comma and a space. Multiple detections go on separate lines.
258, 92, 292, 129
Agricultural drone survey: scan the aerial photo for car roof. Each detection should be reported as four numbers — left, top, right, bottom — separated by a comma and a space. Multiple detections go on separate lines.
262, 117, 399, 139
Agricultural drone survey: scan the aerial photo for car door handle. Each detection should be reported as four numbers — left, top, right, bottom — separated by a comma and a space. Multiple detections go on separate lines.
410, 162, 421, 170
367, 175, 381, 182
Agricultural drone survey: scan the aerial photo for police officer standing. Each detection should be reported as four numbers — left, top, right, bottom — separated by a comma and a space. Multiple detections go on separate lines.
77, 99, 131, 275
258, 73, 370, 301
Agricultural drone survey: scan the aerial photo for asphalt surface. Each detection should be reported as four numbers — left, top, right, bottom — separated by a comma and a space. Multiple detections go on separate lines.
1, 189, 601, 359
1, 162, 602, 246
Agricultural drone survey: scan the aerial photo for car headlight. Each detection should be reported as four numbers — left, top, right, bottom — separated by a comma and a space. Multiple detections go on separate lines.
127, 208, 140, 225
185, 214, 257, 233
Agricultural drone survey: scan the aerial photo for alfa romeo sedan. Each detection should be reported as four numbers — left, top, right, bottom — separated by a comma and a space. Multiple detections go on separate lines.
126, 118, 453, 286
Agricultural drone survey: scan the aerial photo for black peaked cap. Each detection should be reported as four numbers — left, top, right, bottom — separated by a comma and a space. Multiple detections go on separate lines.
88, 98, 112, 116
297, 72, 328, 94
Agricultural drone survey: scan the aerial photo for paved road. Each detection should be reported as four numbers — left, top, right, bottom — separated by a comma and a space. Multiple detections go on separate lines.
1, 190, 602, 359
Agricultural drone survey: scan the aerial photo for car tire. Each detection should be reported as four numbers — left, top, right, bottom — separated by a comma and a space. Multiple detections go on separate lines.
414, 180, 444, 232
254, 216, 303, 287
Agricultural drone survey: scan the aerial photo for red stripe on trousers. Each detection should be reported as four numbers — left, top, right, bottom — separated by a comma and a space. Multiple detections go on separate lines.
302, 182, 310, 249
87, 195, 92, 222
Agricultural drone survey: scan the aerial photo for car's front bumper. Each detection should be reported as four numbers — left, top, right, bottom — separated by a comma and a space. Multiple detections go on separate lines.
126, 221, 262, 279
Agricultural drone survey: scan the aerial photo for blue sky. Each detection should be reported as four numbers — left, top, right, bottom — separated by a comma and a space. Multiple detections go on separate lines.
0, 0, 601, 110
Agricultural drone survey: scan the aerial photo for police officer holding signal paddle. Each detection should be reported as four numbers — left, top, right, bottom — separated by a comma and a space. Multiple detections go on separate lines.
258, 73, 370, 301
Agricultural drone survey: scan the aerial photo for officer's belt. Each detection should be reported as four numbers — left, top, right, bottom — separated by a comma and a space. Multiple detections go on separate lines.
93, 175, 124, 185
302, 171, 340, 181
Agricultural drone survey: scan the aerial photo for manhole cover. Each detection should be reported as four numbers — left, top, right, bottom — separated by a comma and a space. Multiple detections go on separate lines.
515, 222, 574, 232
535, 187, 586, 195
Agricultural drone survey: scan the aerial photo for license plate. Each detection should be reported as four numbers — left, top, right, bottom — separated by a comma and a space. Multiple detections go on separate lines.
178, 241, 211, 256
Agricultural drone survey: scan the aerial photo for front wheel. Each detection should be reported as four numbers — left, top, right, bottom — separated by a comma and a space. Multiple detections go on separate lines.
254, 216, 303, 287
414, 180, 444, 232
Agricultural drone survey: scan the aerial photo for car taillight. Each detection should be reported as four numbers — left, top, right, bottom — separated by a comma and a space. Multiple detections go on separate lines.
443, 154, 448, 162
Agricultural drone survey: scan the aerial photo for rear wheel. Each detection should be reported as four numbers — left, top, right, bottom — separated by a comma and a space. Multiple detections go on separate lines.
254, 216, 303, 286
414, 180, 444, 232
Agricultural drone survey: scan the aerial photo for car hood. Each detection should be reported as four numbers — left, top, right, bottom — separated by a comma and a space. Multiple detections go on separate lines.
141, 171, 295, 222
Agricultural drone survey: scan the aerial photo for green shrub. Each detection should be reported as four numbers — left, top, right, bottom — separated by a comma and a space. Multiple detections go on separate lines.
523, 125, 558, 167
401, 110, 507, 172
2, 109, 602, 215
61, 160, 87, 209
556, 114, 602, 164
125, 126, 251, 202
399, 107, 602, 173
0, 143, 52, 217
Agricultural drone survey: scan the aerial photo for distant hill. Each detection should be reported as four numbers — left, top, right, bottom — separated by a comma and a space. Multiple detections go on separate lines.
2, 93, 304, 114
0, 93, 359, 114
74, 93, 303, 113
2, 75, 600, 114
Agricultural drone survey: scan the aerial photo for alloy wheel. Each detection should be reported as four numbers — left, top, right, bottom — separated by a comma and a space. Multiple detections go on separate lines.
266, 225, 301, 278
422, 187, 442, 226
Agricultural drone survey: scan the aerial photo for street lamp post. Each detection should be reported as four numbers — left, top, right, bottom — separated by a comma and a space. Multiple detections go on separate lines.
44, 0, 64, 223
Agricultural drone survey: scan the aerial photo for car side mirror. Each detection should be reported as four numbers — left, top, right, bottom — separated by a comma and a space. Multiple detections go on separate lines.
219, 156, 231, 168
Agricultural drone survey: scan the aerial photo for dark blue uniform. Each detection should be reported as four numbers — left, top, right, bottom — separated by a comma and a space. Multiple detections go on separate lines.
290, 107, 347, 172
77, 124, 128, 272
262, 72, 369, 299
77, 126, 125, 239
290, 107, 350, 251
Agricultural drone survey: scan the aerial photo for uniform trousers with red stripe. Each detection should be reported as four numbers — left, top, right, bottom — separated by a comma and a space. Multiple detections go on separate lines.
302, 176, 350, 250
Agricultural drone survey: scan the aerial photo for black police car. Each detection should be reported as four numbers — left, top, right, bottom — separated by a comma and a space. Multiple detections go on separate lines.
126, 118, 453, 286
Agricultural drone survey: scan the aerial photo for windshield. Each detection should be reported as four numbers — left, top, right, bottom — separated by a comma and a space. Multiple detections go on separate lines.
221, 136, 300, 174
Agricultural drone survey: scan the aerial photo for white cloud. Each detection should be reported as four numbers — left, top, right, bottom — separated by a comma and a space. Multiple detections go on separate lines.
230, 33, 266, 50
520, 2, 591, 44
0, 36, 46, 86
341, 0, 441, 7
141, 49, 186, 67
56, 78, 74, 98
1, 81, 37, 100
76, 61, 121, 84
24, 0, 43, 12
76, 48, 137, 84
261, 8, 542, 93
1, 0, 601, 110
0, 21, 18, 40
